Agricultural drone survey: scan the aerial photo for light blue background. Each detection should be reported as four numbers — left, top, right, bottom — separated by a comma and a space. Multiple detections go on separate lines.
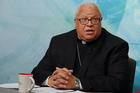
0, 0, 140, 92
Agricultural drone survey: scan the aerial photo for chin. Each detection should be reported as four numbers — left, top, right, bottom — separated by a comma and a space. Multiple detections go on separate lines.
85, 37, 95, 42
85, 35, 95, 40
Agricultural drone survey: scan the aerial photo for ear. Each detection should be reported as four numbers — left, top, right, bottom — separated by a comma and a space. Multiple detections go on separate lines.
100, 17, 103, 21
74, 19, 77, 27
74, 19, 76, 24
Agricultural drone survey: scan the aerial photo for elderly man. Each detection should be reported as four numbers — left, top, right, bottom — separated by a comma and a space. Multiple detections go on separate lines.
32, 2, 129, 93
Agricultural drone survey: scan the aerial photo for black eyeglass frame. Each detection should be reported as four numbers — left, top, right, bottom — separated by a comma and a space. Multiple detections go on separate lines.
76, 17, 102, 25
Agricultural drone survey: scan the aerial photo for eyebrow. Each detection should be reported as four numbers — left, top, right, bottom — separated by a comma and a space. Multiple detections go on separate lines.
79, 14, 101, 18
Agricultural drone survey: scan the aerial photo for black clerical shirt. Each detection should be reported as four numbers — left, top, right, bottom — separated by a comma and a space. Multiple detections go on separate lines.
73, 39, 92, 78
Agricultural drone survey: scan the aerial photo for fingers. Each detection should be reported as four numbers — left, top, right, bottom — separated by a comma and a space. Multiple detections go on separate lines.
52, 83, 66, 89
53, 71, 68, 80
52, 74, 68, 81
50, 76, 68, 89
50, 67, 74, 89
53, 78, 68, 85
62, 68, 73, 75
52, 75, 78, 89
53, 67, 72, 75
66, 75, 77, 89
52, 67, 73, 80
52, 67, 62, 75
55, 67, 73, 73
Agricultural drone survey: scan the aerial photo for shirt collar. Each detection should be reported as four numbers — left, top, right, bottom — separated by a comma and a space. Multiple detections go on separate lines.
77, 36, 87, 45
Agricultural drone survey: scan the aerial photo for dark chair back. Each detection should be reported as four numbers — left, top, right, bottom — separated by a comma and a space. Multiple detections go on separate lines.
128, 58, 136, 93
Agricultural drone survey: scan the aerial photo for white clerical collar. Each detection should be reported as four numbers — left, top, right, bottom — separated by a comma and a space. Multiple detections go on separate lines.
81, 40, 86, 44
77, 36, 87, 45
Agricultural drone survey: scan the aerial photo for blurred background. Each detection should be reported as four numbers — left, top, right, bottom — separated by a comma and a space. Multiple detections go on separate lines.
0, 0, 140, 92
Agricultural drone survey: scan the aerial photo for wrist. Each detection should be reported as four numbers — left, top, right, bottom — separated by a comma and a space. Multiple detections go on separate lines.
75, 79, 80, 89
48, 76, 53, 86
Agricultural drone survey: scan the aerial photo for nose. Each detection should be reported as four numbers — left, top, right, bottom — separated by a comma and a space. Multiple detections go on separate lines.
86, 20, 93, 27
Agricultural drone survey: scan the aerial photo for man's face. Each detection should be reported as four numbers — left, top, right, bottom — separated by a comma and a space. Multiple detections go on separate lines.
74, 7, 102, 42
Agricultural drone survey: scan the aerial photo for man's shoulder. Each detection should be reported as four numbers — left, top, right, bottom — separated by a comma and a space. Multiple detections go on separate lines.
103, 28, 128, 45
55, 29, 76, 38
51, 29, 77, 42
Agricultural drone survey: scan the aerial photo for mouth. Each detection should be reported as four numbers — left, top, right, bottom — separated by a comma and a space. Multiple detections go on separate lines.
85, 30, 95, 34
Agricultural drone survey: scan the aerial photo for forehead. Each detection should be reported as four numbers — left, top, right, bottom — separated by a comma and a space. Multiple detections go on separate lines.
77, 7, 101, 18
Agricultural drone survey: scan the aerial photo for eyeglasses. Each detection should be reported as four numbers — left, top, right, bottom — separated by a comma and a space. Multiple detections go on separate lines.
76, 17, 102, 25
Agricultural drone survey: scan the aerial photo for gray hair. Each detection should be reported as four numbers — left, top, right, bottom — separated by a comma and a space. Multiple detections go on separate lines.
74, 1, 102, 18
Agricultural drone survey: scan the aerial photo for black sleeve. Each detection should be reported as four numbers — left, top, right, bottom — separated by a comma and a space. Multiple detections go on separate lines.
31, 38, 55, 86
80, 42, 129, 93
